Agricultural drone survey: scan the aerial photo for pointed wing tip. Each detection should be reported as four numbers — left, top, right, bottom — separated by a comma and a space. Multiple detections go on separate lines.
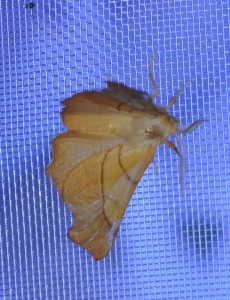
68, 230, 111, 261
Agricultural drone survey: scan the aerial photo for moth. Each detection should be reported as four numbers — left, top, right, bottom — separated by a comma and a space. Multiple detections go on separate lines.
46, 52, 204, 260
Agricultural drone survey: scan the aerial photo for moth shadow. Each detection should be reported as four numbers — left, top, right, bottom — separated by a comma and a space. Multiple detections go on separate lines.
176, 210, 225, 262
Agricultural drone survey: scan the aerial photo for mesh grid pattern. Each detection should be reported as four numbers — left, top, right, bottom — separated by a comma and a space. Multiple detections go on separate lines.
1, 0, 229, 299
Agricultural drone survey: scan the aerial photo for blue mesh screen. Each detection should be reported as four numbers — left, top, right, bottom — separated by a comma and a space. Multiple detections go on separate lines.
1, 0, 229, 299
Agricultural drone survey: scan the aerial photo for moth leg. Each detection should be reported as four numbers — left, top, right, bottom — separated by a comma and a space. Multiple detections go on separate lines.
153, 161, 159, 175
166, 138, 184, 191
149, 51, 158, 100
105, 73, 111, 82
178, 119, 205, 134
165, 140, 181, 157
167, 80, 191, 109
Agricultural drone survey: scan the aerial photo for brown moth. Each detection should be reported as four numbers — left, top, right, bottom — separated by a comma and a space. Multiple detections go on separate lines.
46, 52, 204, 260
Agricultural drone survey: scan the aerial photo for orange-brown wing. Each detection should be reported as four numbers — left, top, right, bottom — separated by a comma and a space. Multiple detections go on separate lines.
61, 140, 156, 260
61, 92, 134, 136
102, 81, 161, 115
46, 131, 126, 193
47, 84, 162, 260
61, 90, 159, 138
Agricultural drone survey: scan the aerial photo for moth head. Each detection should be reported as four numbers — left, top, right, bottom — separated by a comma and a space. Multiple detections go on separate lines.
169, 115, 180, 130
